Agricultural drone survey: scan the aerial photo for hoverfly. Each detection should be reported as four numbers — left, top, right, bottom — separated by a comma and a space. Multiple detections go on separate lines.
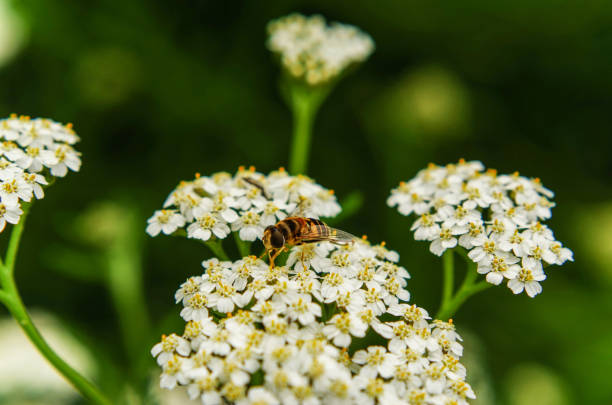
241, 177, 356, 268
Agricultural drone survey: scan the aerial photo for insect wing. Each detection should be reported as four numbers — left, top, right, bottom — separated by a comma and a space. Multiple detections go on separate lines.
327, 228, 358, 245
296, 226, 357, 245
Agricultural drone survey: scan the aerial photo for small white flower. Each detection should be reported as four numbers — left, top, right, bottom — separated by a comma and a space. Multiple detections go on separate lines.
151, 333, 191, 365
468, 236, 502, 264
267, 13, 374, 85
424, 364, 447, 394
236, 387, 279, 405
0, 140, 26, 162
0, 175, 32, 205
187, 212, 230, 241
439, 205, 480, 229
232, 210, 264, 241
429, 226, 466, 256
180, 293, 210, 321
522, 222, 555, 244
286, 243, 331, 272
15, 146, 46, 172
352, 374, 399, 405
21, 172, 47, 199
185, 367, 222, 404
323, 312, 367, 347
461, 183, 494, 210
411, 213, 440, 241
0, 115, 82, 234
153, 237, 473, 404
175, 276, 204, 303
286, 294, 321, 325
41, 143, 81, 177
398, 190, 431, 216
148, 168, 343, 248
477, 253, 520, 285
548, 241, 574, 265
389, 159, 573, 297
253, 198, 294, 227
208, 282, 247, 313
353, 346, 397, 378
0, 203, 22, 231
320, 271, 360, 303
313, 189, 342, 217
159, 354, 191, 390
387, 304, 430, 328
458, 221, 486, 249
507, 261, 546, 297
146, 209, 185, 236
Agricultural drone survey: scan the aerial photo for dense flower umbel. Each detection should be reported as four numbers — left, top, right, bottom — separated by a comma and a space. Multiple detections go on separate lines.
152, 239, 475, 404
388, 159, 573, 297
146, 166, 342, 242
267, 13, 374, 86
0, 115, 81, 231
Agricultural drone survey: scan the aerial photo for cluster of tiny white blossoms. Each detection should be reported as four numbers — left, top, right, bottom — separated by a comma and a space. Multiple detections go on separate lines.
267, 13, 374, 86
146, 166, 342, 243
388, 159, 574, 297
0, 114, 81, 231
152, 239, 475, 405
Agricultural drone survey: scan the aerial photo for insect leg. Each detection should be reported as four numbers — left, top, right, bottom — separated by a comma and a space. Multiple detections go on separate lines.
268, 248, 281, 269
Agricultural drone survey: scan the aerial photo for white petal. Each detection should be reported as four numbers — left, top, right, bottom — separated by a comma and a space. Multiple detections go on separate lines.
485, 272, 503, 285
507, 279, 524, 294
525, 281, 542, 297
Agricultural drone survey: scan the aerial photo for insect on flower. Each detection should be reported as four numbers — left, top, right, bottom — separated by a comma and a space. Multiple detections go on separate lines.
263, 216, 357, 268
243, 178, 356, 267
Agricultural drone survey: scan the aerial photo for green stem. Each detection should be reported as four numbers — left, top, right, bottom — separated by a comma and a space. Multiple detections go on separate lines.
440, 250, 454, 309
289, 91, 316, 175
205, 239, 230, 261
106, 225, 151, 383
459, 259, 479, 289
0, 289, 10, 304
4, 202, 30, 273
0, 207, 112, 405
286, 81, 330, 175
435, 258, 492, 320
233, 233, 251, 258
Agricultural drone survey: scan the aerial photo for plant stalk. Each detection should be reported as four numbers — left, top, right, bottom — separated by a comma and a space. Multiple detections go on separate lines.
0, 206, 112, 405
205, 239, 230, 261
289, 90, 316, 175
440, 250, 454, 308
435, 257, 492, 320
286, 81, 330, 175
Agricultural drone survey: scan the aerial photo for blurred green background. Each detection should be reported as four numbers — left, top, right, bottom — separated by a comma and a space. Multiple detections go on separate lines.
0, 0, 611, 404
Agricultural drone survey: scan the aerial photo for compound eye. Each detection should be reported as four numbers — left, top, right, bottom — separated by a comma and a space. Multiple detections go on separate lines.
270, 229, 285, 249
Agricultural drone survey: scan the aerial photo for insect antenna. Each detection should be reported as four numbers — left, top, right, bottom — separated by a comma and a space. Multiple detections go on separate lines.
242, 177, 271, 200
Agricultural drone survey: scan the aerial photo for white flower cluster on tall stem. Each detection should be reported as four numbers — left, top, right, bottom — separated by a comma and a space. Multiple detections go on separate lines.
388, 159, 573, 297
146, 166, 342, 242
0, 114, 81, 231
152, 239, 475, 405
267, 13, 374, 86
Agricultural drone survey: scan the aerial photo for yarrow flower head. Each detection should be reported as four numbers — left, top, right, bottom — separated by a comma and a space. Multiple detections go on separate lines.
152, 238, 475, 404
146, 166, 342, 242
267, 13, 375, 86
0, 114, 81, 232
388, 159, 574, 297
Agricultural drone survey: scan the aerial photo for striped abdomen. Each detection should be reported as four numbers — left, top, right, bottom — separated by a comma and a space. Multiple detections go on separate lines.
276, 217, 333, 245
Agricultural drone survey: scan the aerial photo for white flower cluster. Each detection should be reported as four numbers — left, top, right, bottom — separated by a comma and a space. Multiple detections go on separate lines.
152, 239, 475, 405
388, 159, 574, 297
146, 167, 342, 242
267, 13, 374, 86
0, 114, 81, 231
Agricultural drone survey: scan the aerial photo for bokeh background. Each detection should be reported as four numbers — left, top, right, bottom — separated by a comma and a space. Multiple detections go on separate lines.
0, 0, 611, 404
